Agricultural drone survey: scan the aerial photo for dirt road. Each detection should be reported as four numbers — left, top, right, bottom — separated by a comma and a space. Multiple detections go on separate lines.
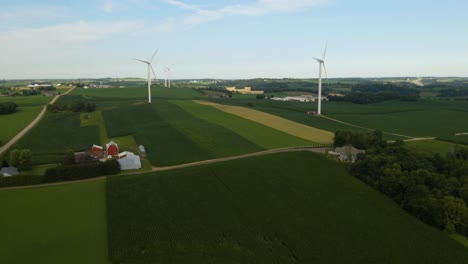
0, 147, 330, 191
0, 87, 75, 156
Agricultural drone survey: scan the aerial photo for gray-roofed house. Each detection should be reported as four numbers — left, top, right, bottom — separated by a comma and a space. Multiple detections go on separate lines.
1, 166, 19, 177
118, 151, 141, 170
334, 146, 366, 163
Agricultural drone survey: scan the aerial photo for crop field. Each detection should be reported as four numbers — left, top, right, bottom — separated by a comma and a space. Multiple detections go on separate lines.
13, 112, 99, 164
0, 179, 108, 264
196, 101, 334, 143
103, 100, 263, 166
172, 100, 313, 149
212, 98, 468, 143
106, 152, 468, 263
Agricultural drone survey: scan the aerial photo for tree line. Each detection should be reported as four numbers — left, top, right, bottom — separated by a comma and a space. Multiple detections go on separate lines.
47, 100, 96, 113
346, 133, 468, 235
329, 83, 420, 104
0, 102, 18, 114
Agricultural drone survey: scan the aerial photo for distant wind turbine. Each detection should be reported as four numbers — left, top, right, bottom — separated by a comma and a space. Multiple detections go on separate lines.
314, 43, 328, 115
135, 48, 159, 103
166, 67, 171, 88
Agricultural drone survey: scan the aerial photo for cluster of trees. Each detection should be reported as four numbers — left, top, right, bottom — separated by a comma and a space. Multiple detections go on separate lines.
0, 101, 18, 114
47, 100, 96, 113
351, 140, 468, 235
8, 149, 32, 170
333, 130, 386, 149
44, 159, 120, 182
329, 83, 420, 104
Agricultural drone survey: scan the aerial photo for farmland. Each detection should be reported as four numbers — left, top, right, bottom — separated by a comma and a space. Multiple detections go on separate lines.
0, 179, 108, 264
212, 98, 468, 143
0, 95, 52, 146
107, 151, 468, 263
13, 111, 99, 164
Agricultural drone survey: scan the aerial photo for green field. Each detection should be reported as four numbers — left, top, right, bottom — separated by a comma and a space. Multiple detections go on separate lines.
0, 95, 52, 146
103, 100, 264, 166
0, 179, 108, 264
172, 100, 313, 149
107, 152, 468, 263
405, 139, 461, 155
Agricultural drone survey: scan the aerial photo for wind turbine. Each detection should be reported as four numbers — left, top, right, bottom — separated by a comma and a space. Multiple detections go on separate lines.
135, 49, 159, 103
165, 67, 171, 88
314, 43, 328, 115
164, 68, 168, 87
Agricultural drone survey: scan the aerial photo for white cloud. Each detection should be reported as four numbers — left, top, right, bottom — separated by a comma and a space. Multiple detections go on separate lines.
162, 0, 332, 27
102, 0, 114, 13
259, 0, 333, 12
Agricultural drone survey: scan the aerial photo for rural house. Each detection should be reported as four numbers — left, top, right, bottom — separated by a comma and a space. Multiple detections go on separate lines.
118, 151, 141, 170
106, 141, 119, 157
329, 146, 366, 163
1, 166, 19, 177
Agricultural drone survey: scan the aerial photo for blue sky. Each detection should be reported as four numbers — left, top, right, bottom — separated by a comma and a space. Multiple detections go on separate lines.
1, 0, 467, 79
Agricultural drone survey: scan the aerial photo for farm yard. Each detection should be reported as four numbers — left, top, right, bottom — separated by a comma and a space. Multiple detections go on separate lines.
106, 152, 468, 263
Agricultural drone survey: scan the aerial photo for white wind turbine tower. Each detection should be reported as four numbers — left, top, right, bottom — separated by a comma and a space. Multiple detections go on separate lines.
166, 67, 171, 88
135, 49, 159, 103
314, 43, 328, 115
164, 68, 168, 87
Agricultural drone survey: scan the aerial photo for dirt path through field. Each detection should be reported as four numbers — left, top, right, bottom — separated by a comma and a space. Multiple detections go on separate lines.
0, 87, 75, 156
320, 115, 415, 139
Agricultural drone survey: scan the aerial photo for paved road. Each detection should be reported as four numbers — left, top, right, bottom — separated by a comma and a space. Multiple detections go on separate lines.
0, 147, 330, 191
0, 87, 75, 156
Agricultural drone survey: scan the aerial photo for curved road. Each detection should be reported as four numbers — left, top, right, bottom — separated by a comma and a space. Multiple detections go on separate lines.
0, 87, 75, 156
0, 147, 330, 191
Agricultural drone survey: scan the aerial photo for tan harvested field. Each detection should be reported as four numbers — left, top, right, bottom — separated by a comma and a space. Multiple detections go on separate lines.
195, 100, 334, 144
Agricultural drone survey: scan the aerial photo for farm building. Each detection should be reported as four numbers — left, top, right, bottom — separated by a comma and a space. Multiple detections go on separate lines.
138, 145, 146, 156
106, 141, 119, 157
1, 166, 19, 177
118, 152, 141, 170
329, 146, 365, 163
91, 144, 103, 154
271, 95, 316, 102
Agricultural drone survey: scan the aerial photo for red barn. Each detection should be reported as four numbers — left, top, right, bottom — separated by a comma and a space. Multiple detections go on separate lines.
91, 144, 103, 153
106, 141, 119, 157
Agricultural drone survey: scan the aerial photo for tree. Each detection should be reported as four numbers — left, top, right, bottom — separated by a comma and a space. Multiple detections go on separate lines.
9, 149, 32, 170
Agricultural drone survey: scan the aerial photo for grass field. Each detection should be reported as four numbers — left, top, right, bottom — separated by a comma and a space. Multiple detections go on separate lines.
0, 179, 108, 264
405, 139, 460, 155
196, 100, 334, 144
0, 95, 53, 146
106, 152, 468, 263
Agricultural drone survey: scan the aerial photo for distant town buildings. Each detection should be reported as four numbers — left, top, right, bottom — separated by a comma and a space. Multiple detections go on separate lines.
225, 87, 264, 95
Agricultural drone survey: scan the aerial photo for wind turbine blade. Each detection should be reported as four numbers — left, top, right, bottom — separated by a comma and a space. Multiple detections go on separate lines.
322, 41, 328, 60
134, 58, 149, 64
323, 63, 330, 89
150, 65, 157, 81
313, 57, 323, 63
149, 48, 159, 63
